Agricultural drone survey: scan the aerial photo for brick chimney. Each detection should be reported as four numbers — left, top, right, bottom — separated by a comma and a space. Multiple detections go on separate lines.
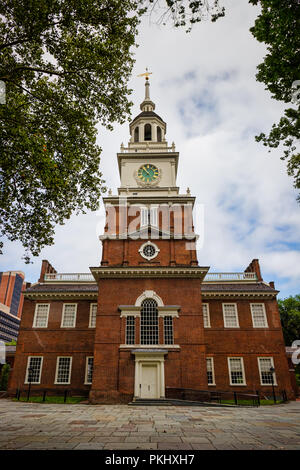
244, 258, 263, 281
38, 260, 57, 283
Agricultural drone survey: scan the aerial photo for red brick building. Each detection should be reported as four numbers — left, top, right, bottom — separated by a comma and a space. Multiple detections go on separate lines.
9, 78, 295, 402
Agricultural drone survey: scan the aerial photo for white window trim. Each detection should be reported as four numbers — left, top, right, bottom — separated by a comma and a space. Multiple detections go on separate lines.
202, 303, 211, 328
84, 356, 94, 385
33, 303, 50, 328
89, 303, 97, 328
222, 303, 240, 328
206, 357, 215, 386
257, 357, 277, 386
54, 356, 72, 385
250, 303, 268, 328
139, 240, 160, 261
228, 357, 246, 386
24, 356, 43, 384
60, 303, 77, 328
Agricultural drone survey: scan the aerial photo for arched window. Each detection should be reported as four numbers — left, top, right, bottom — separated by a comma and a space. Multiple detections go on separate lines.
140, 299, 158, 344
157, 126, 162, 142
134, 127, 139, 142
144, 123, 152, 141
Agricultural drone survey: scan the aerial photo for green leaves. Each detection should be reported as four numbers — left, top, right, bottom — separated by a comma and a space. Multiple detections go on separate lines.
249, 0, 300, 201
143, 0, 224, 32
0, 0, 142, 262
278, 294, 300, 346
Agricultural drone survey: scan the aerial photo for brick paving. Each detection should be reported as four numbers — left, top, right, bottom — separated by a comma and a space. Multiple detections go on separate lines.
0, 399, 300, 450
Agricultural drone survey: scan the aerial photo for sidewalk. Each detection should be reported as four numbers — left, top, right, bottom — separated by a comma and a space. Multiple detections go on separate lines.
0, 399, 299, 450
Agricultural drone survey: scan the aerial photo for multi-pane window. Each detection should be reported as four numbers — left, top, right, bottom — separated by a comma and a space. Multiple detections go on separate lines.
25, 356, 43, 384
202, 304, 210, 328
126, 316, 135, 345
140, 299, 159, 345
251, 304, 268, 328
223, 304, 239, 328
228, 358, 246, 385
258, 357, 277, 385
61, 304, 77, 328
89, 304, 97, 328
55, 357, 72, 384
206, 358, 215, 385
33, 304, 50, 328
164, 316, 174, 345
85, 357, 94, 384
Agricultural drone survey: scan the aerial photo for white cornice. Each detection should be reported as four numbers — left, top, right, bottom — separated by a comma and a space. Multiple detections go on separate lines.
90, 266, 209, 281
201, 292, 277, 299
24, 292, 98, 300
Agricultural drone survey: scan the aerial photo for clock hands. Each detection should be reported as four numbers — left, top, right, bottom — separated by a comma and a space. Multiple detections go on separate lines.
142, 166, 151, 176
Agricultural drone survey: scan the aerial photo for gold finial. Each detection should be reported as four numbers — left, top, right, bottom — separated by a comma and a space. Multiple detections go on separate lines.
137, 67, 152, 80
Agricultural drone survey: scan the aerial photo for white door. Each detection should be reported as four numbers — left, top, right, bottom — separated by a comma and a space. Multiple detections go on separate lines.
141, 365, 158, 398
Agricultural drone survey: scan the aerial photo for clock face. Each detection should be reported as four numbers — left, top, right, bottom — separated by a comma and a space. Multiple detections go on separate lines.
137, 164, 159, 183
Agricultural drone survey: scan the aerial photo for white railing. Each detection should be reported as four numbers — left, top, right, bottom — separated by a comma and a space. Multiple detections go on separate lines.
44, 273, 95, 282
120, 146, 175, 153
204, 272, 257, 282
44, 271, 257, 283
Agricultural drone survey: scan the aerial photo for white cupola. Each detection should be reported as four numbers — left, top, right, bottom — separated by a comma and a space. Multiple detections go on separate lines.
128, 76, 167, 148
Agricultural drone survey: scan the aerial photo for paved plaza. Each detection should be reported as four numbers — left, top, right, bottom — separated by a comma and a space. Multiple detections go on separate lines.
0, 399, 300, 450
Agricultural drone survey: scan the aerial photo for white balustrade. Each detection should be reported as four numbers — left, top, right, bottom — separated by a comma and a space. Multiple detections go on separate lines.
203, 272, 257, 282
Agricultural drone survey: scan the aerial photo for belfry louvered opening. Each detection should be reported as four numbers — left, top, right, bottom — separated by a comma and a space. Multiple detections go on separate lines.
140, 299, 159, 345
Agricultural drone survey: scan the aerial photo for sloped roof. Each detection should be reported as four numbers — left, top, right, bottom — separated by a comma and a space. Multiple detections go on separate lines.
26, 284, 98, 293
201, 282, 278, 293
131, 111, 166, 126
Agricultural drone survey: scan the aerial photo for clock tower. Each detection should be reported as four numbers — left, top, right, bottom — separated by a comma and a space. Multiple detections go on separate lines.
89, 77, 209, 403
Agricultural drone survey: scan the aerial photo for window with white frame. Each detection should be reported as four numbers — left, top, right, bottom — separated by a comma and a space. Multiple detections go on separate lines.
164, 316, 174, 345
228, 357, 246, 385
61, 304, 77, 328
25, 356, 43, 384
223, 304, 239, 328
89, 304, 97, 328
202, 304, 210, 328
55, 357, 72, 384
33, 304, 50, 328
258, 357, 277, 385
140, 299, 159, 345
85, 357, 94, 384
126, 316, 135, 345
206, 357, 215, 385
251, 304, 268, 328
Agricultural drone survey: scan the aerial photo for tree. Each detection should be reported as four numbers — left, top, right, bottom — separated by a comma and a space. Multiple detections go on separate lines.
0, 0, 143, 262
278, 294, 300, 346
145, 0, 225, 31
249, 0, 300, 202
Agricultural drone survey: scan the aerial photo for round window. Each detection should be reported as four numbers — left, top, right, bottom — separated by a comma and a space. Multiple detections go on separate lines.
143, 244, 156, 258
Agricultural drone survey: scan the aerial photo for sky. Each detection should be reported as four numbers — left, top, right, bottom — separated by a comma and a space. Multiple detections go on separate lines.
1, 1, 300, 299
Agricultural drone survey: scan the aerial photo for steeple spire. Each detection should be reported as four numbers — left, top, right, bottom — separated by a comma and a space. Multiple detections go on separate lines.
138, 68, 155, 112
